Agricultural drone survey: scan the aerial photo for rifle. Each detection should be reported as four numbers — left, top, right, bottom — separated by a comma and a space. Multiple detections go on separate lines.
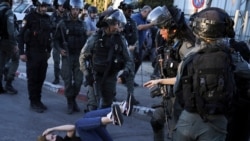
150, 40, 181, 118
84, 59, 100, 108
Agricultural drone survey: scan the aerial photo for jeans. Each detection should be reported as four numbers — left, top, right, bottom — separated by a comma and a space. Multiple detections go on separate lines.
75, 108, 113, 141
173, 110, 227, 141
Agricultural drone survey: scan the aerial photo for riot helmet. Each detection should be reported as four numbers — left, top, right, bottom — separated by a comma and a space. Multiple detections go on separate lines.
190, 7, 235, 40
118, 0, 136, 10
96, 9, 127, 28
36, 0, 51, 6
147, 6, 183, 30
69, 0, 83, 9
53, 0, 66, 9
88, 6, 97, 13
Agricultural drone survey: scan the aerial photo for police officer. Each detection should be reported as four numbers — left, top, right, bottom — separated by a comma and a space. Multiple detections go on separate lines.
173, 7, 235, 141
145, 6, 196, 141
0, 0, 18, 94
53, 0, 87, 114
50, 0, 68, 84
79, 9, 134, 110
85, 5, 98, 36
18, 0, 53, 113
117, 0, 139, 105
226, 40, 250, 141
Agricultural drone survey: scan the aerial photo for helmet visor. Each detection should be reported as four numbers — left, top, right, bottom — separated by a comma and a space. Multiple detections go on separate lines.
107, 10, 127, 26
70, 0, 83, 9
147, 6, 173, 28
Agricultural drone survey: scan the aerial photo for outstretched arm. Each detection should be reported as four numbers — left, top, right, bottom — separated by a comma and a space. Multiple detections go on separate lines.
143, 77, 176, 89
42, 124, 76, 138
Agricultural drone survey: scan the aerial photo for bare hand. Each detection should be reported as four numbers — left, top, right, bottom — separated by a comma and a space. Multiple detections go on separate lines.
128, 45, 135, 51
60, 49, 67, 56
117, 77, 122, 83
42, 128, 53, 136
20, 54, 27, 62
143, 80, 159, 89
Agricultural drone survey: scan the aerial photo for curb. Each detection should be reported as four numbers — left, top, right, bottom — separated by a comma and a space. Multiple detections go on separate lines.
16, 71, 155, 116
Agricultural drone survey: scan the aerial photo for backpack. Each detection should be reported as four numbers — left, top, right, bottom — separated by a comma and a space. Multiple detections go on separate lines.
181, 46, 235, 120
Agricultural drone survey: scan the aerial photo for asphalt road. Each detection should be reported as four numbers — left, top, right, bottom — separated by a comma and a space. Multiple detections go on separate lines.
0, 60, 172, 141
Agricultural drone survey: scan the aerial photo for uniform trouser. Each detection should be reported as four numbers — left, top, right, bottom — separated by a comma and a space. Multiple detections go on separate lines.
88, 73, 117, 109
173, 110, 227, 141
151, 107, 166, 141
87, 86, 98, 109
119, 49, 135, 94
151, 97, 176, 141
26, 51, 48, 103
134, 47, 143, 75
52, 48, 60, 80
226, 99, 250, 141
61, 54, 83, 99
5, 51, 19, 81
0, 50, 10, 87
75, 107, 113, 141
124, 72, 134, 94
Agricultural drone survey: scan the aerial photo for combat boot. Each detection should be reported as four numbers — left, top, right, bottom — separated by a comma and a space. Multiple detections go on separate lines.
52, 68, 60, 84
67, 98, 74, 114
72, 96, 80, 112
0, 82, 6, 94
5, 80, 18, 94
0, 86, 6, 94
52, 79, 59, 84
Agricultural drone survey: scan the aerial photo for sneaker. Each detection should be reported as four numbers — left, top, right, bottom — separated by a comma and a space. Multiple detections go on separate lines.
5, 85, 18, 94
112, 104, 123, 126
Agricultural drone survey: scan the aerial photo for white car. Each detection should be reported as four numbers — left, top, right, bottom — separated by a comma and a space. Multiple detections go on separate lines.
13, 3, 35, 23
13, 3, 54, 26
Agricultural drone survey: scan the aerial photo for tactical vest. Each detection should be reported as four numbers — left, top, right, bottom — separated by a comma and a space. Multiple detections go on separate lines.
123, 18, 137, 45
161, 41, 181, 77
24, 11, 52, 48
63, 19, 87, 54
92, 32, 125, 74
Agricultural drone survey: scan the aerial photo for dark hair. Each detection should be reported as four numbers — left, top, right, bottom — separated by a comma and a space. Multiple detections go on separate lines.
55, 136, 64, 141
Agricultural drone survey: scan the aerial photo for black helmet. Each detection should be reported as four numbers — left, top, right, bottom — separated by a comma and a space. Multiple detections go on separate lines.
97, 9, 127, 28
118, 0, 136, 10
147, 6, 183, 30
190, 7, 235, 40
69, 0, 83, 9
33, 0, 51, 6
88, 6, 97, 13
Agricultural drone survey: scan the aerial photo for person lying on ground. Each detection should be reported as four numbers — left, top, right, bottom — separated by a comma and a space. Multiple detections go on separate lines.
38, 100, 132, 141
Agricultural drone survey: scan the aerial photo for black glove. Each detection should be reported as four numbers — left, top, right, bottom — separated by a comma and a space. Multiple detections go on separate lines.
84, 74, 94, 87
134, 51, 140, 62
118, 71, 129, 84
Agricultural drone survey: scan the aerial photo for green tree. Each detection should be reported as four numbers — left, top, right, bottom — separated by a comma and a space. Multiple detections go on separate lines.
137, 0, 174, 8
